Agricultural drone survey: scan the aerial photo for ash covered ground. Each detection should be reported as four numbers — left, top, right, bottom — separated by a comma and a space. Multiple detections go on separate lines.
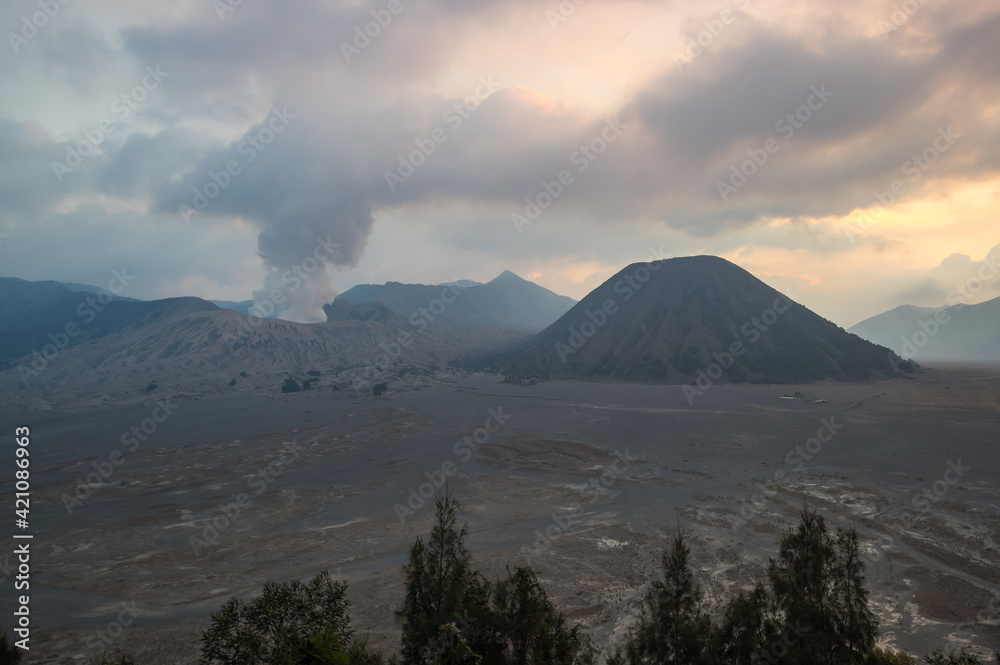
5, 364, 999, 663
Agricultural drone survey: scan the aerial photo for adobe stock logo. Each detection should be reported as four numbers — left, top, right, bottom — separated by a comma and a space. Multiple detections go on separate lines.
179, 107, 295, 221
673, 0, 751, 72
189, 439, 304, 556
393, 407, 511, 524
52, 65, 169, 183
554, 260, 659, 362
546, 0, 586, 30
886, 249, 999, 372
384, 77, 502, 192
17, 268, 135, 385
340, 0, 412, 63
683, 296, 790, 404
716, 85, 833, 201
62, 398, 180, 514
7, 0, 73, 54
511, 116, 625, 234
845, 126, 960, 242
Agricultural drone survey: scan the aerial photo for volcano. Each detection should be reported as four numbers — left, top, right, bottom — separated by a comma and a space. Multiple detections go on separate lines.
471, 256, 910, 383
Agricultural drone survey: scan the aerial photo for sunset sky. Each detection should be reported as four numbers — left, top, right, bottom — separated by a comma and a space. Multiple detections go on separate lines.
1, 0, 998, 326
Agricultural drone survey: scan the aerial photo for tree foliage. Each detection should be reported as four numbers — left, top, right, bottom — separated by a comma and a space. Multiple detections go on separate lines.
200, 570, 379, 665
397, 493, 481, 664
0, 631, 20, 665
612, 508, 881, 665
865, 646, 917, 664
429, 623, 482, 665
487, 566, 588, 665
187, 498, 984, 665
923, 649, 990, 665
767, 508, 878, 664
610, 529, 711, 665
714, 583, 780, 664
397, 493, 590, 665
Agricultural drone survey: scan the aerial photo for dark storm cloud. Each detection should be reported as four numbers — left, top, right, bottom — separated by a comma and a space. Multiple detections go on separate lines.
633, 34, 928, 163
106, 0, 1000, 238
933, 9, 1000, 83
98, 129, 203, 199
119, 0, 561, 99
149, 106, 378, 255
16, 1, 1000, 225
371, 87, 599, 204
352, 6, 1000, 234
4, 0, 998, 319
610, 11, 1000, 229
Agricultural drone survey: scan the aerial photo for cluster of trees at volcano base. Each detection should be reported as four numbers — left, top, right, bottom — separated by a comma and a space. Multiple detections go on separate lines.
57, 495, 997, 665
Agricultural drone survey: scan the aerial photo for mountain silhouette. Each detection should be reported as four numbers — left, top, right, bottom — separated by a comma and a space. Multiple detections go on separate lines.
325, 271, 576, 332
469, 256, 909, 383
849, 296, 1000, 362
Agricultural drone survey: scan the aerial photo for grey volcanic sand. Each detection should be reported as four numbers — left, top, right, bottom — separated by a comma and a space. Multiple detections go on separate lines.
3, 365, 999, 663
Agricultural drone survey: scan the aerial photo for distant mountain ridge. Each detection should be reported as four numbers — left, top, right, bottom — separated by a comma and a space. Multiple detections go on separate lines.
0, 276, 152, 369
21, 277, 262, 317
849, 296, 1000, 361
0, 261, 917, 405
325, 271, 576, 332
468, 256, 908, 383
0, 278, 526, 405
60, 277, 281, 318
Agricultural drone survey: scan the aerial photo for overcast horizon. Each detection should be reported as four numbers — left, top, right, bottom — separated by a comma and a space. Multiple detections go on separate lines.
2, 0, 999, 329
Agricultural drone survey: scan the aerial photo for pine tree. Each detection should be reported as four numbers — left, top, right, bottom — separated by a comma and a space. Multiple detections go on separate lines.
611, 529, 711, 665
768, 508, 878, 665
715, 583, 779, 665
489, 566, 585, 665
768, 508, 839, 664
833, 527, 878, 663
398, 493, 480, 664
398, 494, 589, 665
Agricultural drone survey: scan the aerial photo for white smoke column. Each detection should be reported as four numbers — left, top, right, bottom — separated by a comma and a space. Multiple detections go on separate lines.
251, 199, 374, 322
154, 105, 381, 322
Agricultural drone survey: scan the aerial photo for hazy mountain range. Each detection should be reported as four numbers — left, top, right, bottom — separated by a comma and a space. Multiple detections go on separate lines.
325, 270, 577, 332
848, 297, 1000, 362
0, 277, 526, 407
4, 256, 997, 407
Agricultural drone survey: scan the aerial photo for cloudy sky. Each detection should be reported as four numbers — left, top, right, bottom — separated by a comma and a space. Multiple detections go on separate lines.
1, 0, 998, 326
